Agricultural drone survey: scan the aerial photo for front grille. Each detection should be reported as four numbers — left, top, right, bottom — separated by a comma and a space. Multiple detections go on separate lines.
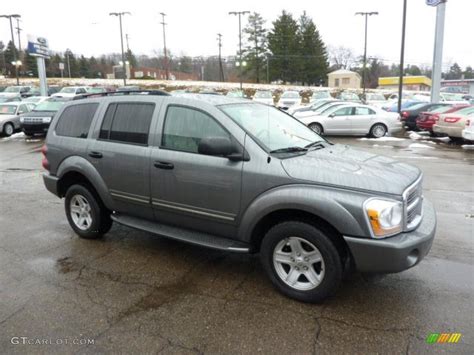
23, 117, 48, 124
403, 176, 423, 230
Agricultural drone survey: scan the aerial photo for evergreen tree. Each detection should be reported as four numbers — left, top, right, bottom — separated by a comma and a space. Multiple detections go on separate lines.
126, 49, 138, 68
297, 11, 328, 85
78, 55, 90, 78
0, 41, 6, 75
463, 66, 473, 79
4, 41, 19, 77
444, 63, 462, 80
178, 56, 193, 73
24, 51, 38, 77
242, 12, 267, 83
67, 51, 80, 78
267, 11, 300, 83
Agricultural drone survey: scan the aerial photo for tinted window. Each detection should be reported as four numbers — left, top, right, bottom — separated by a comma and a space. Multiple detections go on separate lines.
162, 106, 229, 153
100, 102, 154, 145
55, 103, 98, 138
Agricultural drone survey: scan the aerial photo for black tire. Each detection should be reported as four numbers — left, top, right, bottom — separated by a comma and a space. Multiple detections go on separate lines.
309, 122, 323, 135
260, 221, 343, 303
3, 123, 14, 137
369, 123, 387, 138
64, 184, 112, 239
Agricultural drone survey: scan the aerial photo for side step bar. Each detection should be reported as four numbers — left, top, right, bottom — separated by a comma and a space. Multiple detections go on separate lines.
111, 214, 250, 253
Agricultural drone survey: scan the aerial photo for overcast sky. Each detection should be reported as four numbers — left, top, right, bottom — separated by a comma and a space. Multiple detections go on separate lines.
1, 0, 472, 70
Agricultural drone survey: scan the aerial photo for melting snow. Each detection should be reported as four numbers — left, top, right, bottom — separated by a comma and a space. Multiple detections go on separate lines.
359, 137, 405, 141
462, 145, 474, 150
409, 143, 435, 149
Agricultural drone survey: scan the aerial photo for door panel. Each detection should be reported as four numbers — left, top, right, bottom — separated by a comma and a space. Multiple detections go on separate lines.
352, 107, 376, 134
325, 106, 353, 134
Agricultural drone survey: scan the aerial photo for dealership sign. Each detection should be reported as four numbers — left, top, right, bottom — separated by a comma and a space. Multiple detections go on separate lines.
27, 35, 50, 58
426, 0, 446, 6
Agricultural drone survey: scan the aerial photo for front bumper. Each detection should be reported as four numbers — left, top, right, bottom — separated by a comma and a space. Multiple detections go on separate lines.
343, 199, 436, 273
43, 173, 60, 197
21, 122, 50, 134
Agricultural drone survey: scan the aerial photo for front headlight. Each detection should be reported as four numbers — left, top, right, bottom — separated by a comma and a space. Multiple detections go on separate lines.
42, 117, 52, 123
20, 117, 24, 123
364, 199, 403, 238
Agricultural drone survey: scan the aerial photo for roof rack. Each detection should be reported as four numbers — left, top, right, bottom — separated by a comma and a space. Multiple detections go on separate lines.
72, 89, 171, 100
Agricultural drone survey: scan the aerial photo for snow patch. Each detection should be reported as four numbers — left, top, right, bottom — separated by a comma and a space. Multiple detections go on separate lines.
409, 132, 424, 140
372, 144, 394, 149
359, 137, 405, 141
408, 143, 435, 149
0, 132, 25, 142
434, 136, 451, 142
462, 145, 474, 150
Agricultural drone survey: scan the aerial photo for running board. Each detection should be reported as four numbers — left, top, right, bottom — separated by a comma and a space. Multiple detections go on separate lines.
111, 214, 250, 253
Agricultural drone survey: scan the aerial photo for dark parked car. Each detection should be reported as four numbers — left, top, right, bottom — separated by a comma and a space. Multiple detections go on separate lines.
400, 103, 450, 130
42, 94, 436, 303
20, 97, 70, 136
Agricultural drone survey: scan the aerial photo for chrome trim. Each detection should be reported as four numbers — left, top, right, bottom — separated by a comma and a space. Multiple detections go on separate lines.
152, 199, 235, 221
110, 190, 150, 204
402, 174, 424, 231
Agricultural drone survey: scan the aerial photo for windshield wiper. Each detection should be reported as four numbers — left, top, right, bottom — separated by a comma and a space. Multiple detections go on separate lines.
270, 146, 308, 154
304, 141, 328, 150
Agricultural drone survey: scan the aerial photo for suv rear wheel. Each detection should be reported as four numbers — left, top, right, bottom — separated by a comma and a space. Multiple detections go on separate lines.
65, 184, 112, 239
260, 221, 342, 303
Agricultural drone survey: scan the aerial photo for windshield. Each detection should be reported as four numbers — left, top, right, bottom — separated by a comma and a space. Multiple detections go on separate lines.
315, 102, 344, 114
59, 87, 76, 93
455, 106, 474, 115
408, 103, 428, 111
227, 91, 243, 98
341, 93, 358, 100
255, 91, 272, 98
89, 87, 105, 93
220, 103, 324, 152
33, 100, 67, 112
281, 91, 299, 99
431, 105, 453, 114
0, 105, 17, 114
312, 91, 331, 100
4, 87, 21, 93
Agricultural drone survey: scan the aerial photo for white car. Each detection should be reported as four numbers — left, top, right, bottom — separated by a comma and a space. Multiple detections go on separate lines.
0, 102, 32, 136
51, 86, 89, 98
22, 96, 50, 105
277, 91, 301, 109
298, 103, 402, 138
0, 86, 31, 99
253, 90, 274, 105
293, 101, 346, 119
439, 93, 469, 105
365, 93, 387, 108
462, 118, 474, 142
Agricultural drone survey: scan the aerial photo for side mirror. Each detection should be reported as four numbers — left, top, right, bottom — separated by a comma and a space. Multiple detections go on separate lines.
329, 113, 335, 118
198, 137, 249, 162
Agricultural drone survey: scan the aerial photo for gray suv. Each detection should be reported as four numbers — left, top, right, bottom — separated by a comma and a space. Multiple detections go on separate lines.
42, 93, 436, 302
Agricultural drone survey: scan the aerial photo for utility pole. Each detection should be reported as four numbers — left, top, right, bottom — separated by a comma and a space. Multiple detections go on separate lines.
15, 18, 22, 56
65, 48, 71, 78
253, 20, 260, 83
355, 11, 378, 100
0, 14, 21, 85
160, 12, 169, 80
229, 11, 250, 90
429, 0, 447, 103
217, 33, 224, 82
397, 0, 408, 113
109, 11, 131, 86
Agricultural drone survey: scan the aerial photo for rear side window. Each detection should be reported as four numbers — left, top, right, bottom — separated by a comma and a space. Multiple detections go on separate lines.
55, 103, 98, 138
99, 102, 154, 145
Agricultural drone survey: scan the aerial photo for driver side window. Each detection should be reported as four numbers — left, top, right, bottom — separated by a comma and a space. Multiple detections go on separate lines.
162, 106, 229, 154
333, 107, 353, 116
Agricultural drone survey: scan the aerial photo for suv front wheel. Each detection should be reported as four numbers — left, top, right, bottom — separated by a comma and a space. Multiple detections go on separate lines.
260, 221, 342, 303
65, 184, 112, 239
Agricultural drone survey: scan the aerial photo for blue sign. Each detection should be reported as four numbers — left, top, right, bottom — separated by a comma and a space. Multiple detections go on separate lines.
27, 35, 50, 58
426, 0, 446, 6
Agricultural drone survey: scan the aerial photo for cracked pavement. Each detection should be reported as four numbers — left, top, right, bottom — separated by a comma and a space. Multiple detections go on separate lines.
0, 133, 472, 354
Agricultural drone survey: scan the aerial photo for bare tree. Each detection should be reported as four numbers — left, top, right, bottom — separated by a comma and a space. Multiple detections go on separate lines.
328, 45, 356, 70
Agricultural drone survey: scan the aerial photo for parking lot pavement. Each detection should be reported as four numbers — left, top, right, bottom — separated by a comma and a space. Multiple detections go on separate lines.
0, 132, 472, 354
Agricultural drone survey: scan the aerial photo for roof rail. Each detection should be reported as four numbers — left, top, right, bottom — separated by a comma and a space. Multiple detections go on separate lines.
72, 90, 171, 100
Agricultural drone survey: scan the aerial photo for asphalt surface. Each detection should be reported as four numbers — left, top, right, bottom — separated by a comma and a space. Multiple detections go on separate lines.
0, 132, 473, 354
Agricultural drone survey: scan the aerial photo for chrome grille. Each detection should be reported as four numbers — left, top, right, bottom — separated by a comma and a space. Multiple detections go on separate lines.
23, 117, 47, 124
403, 176, 423, 231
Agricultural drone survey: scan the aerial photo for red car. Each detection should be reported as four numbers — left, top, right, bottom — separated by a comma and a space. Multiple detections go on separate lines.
416, 105, 469, 133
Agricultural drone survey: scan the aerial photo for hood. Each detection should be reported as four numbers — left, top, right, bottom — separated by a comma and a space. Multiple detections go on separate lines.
23, 110, 56, 118
280, 144, 420, 195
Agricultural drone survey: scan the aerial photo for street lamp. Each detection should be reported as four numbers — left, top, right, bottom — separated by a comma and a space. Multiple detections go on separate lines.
229, 11, 250, 90
159, 12, 169, 80
65, 48, 72, 78
109, 11, 131, 86
0, 14, 21, 85
355, 11, 378, 100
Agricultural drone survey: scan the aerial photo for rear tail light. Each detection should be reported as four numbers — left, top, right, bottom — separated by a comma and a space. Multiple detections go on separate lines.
434, 115, 440, 122
401, 111, 409, 119
41, 144, 50, 171
444, 117, 461, 123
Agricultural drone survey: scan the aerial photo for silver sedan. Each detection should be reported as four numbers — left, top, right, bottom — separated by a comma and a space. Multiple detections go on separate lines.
297, 104, 402, 138
0, 102, 32, 137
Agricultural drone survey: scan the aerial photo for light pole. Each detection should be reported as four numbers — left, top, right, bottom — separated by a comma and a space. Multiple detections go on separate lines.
229, 11, 250, 90
355, 11, 378, 100
398, 0, 408, 113
0, 14, 21, 85
160, 12, 169, 80
217, 33, 224, 82
109, 12, 131, 86
65, 49, 72, 78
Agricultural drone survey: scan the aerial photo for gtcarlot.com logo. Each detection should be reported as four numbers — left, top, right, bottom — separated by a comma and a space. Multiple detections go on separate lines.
426, 333, 462, 344
11, 337, 95, 346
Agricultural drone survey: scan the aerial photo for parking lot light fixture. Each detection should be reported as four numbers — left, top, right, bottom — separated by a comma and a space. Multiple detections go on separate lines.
355, 11, 378, 100
229, 11, 250, 90
109, 12, 131, 86
0, 14, 21, 85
